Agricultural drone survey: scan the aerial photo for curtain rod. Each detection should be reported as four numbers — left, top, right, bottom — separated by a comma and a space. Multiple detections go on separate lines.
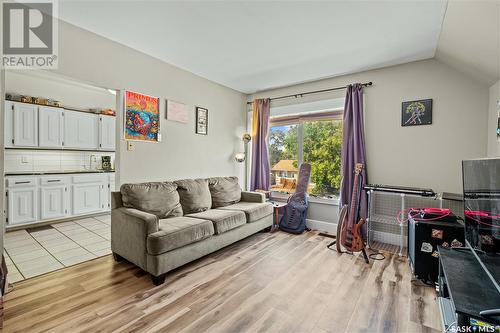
246, 81, 373, 105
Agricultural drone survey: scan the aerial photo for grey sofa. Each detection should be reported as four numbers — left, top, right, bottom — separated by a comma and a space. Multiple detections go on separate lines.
111, 177, 273, 285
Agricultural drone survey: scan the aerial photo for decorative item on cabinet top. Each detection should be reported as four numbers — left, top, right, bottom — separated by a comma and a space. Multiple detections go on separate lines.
4, 101, 116, 151
6, 93, 116, 115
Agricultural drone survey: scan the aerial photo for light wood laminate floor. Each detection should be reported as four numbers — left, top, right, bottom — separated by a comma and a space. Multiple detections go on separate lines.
3, 231, 441, 333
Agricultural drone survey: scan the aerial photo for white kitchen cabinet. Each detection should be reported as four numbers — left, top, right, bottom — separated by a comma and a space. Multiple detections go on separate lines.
4, 101, 14, 148
99, 115, 116, 151
72, 184, 103, 215
6, 178, 38, 225
64, 110, 99, 149
13, 102, 38, 147
39, 176, 68, 220
39, 106, 64, 148
71, 174, 107, 215
5, 173, 113, 227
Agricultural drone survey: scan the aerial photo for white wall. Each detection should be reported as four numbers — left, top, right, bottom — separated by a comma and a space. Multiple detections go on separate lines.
50, 20, 246, 185
487, 80, 500, 157
250, 59, 489, 196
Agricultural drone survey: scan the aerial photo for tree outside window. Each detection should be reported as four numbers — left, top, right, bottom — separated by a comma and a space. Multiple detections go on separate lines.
269, 119, 342, 199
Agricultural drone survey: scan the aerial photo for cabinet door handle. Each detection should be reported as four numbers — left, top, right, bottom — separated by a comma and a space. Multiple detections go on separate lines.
14, 181, 31, 185
47, 179, 61, 183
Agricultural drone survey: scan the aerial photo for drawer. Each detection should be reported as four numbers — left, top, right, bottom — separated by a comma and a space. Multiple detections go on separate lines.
40, 176, 69, 186
6, 177, 37, 187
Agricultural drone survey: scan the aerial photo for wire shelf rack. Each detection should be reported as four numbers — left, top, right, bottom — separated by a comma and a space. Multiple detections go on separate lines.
367, 190, 442, 256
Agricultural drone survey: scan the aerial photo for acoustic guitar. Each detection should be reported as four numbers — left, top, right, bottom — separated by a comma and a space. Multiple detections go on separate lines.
337, 163, 369, 262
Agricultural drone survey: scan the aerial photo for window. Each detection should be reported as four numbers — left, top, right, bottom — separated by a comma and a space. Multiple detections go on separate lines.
268, 116, 342, 199
303, 119, 342, 198
269, 125, 298, 193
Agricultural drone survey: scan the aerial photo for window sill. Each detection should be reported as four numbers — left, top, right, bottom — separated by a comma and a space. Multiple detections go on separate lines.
269, 192, 339, 206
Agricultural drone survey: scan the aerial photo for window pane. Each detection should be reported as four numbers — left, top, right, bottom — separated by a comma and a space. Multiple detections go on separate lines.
303, 119, 342, 198
269, 125, 298, 193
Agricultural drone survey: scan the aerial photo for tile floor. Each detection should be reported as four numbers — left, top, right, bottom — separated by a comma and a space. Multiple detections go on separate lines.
4, 214, 111, 283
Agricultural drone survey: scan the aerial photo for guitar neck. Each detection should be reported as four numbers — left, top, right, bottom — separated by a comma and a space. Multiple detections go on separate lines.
348, 174, 361, 223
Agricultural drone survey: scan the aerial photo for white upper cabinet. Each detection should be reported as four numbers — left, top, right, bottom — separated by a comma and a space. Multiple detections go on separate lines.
13, 102, 38, 147
64, 110, 99, 149
39, 106, 64, 148
4, 102, 115, 152
99, 115, 116, 151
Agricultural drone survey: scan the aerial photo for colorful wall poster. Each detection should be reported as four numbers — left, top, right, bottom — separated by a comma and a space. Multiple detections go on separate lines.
124, 91, 160, 142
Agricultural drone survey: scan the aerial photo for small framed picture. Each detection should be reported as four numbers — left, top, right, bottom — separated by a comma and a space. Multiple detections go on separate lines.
196, 107, 208, 135
401, 99, 432, 127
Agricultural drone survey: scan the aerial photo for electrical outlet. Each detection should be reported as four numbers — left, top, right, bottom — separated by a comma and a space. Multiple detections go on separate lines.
127, 141, 135, 151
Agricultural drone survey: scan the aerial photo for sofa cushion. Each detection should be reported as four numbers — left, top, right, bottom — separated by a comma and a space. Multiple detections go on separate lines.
218, 202, 273, 223
186, 209, 246, 234
208, 177, 242, 208
174, 178, 212, 214
121, 182, 183, 219
147, 217, 214, 255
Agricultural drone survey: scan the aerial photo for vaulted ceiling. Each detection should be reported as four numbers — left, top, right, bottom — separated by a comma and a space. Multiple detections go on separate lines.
58, 0, 499, 93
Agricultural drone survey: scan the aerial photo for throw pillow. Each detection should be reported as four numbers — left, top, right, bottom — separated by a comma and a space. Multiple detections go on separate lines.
208, 176, 242, 208
120, 182, 183, 218
174, 178, 212, 214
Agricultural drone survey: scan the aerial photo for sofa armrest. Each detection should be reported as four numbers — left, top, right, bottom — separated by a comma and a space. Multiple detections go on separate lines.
111, 207, 159, 270
111, 191, 123, 209
241, 191, 266, 203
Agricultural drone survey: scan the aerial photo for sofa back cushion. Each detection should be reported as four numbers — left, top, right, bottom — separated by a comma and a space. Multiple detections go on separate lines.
174, 178, 212, 214
120, 182, 183, 218
208, 177, 242, 208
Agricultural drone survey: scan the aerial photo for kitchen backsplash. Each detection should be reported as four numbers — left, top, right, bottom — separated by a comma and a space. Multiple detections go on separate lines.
5, 150, 115, 173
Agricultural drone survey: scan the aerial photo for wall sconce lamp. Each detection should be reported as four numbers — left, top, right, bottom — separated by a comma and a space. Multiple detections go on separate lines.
234, 133, 251, 163
235, 152, 246, 163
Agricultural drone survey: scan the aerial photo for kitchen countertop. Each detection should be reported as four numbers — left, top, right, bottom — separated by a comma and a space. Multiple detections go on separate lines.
5, 170, 115, 176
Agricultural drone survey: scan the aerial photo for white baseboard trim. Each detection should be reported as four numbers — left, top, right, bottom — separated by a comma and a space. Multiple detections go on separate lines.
306, 219, 337, 235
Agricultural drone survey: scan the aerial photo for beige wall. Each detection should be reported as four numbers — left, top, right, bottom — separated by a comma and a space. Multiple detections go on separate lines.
487, 80, 500, 157
51, 21, 247, 185
250, 59, 489, 194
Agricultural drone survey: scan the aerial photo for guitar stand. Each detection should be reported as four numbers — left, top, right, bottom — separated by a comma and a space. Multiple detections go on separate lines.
326, 239, 337, 249
326, 238, 370, 264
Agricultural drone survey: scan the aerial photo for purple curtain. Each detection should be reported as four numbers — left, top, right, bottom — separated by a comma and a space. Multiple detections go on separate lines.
340, 84, 368, 219
250, 98, 271, 191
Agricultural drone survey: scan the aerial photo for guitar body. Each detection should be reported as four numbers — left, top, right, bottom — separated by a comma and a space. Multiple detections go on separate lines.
347, 218, 366, 252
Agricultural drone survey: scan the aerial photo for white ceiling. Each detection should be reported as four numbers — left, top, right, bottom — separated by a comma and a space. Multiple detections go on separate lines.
59, 1, 448, 93
435, 0, 500, 86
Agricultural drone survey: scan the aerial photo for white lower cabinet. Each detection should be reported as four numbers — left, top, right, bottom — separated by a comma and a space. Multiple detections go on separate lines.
7, 187, 38, 225
40, 186, 67, 220
5, 173, 113, 227
72, 184, 103, 215
39, 176, 68, 220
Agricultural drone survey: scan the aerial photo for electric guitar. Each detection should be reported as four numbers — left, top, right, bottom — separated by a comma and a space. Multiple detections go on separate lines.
338, 163, 368, 261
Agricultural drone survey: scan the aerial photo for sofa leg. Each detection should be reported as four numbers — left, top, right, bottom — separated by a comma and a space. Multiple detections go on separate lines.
151, 274, 167, 286
112, 252, 124, 262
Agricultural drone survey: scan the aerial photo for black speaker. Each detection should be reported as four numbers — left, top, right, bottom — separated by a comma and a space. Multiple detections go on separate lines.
408, 217, 465, 283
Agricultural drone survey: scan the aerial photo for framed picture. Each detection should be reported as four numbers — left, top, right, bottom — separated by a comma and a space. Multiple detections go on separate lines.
124, 91, 160, 142
196, 107, 208, 135
166, 99, 188, 123
401, 99, 432, 127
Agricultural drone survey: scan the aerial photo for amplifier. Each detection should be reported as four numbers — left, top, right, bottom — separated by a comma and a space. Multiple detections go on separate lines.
408, 217, 465, 283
